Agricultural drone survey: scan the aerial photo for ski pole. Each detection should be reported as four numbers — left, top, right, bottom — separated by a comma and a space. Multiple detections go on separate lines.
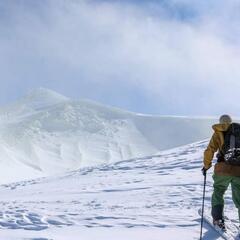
200, 172, 207, 240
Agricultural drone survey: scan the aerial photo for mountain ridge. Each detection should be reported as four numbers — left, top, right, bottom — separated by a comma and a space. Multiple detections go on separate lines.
0, 88, 216, 184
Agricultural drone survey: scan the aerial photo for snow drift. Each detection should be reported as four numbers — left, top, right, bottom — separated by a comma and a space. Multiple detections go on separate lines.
0, 140, 233, 239
0, 88, 215, 183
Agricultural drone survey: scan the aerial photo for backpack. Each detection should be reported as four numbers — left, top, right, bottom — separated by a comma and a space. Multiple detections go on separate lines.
222, 123, 240, 166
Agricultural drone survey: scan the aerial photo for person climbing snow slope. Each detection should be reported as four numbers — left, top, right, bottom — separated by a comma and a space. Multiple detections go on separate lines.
202, 114, 240, 232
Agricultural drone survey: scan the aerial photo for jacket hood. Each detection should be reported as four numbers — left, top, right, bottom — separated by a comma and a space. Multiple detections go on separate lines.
212, 123, 230, 132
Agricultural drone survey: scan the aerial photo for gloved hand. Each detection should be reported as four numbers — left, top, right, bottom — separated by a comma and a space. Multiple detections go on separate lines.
201, 167, 207, 176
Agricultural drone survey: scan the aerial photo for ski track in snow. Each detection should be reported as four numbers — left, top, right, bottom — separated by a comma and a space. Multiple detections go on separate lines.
0, 140, 236, 239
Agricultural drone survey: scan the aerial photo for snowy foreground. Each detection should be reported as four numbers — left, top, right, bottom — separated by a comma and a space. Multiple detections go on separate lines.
0, 140, 237, 240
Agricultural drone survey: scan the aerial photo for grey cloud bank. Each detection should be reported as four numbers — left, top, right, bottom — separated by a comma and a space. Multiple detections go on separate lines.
0, 0, 239, 116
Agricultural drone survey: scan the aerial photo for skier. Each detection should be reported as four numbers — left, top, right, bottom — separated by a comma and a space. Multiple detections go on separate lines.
202, 114, 240, 232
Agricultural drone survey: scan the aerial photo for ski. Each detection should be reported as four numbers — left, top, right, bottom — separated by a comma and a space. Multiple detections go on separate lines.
198, 208, 237, 240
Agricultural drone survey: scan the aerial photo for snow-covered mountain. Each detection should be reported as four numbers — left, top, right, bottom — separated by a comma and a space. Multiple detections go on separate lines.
0, 140, 235, 239
0, 88, 216, 183
0, 89, 232, 239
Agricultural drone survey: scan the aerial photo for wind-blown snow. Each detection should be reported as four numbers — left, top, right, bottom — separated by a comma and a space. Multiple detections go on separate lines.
0, 140, 235, 239
0, 88, 216, 184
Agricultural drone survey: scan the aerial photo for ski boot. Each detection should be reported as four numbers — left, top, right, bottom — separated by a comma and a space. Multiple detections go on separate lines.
213, 219, 226, 232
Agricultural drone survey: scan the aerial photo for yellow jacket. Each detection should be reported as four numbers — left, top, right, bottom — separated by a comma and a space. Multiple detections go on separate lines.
204, 123, 240, 176
204, 123, 229, 168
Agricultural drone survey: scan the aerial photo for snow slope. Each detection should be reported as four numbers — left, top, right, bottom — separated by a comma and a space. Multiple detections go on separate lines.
0, 88, 216, 183
0, 140, 235, 240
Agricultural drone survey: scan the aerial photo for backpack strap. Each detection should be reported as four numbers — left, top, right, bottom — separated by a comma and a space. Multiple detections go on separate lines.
230, 124, 236, 149
217, 131, 228, 162
230, 134, 236, 149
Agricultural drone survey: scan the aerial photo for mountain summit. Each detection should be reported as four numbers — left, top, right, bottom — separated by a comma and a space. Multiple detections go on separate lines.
18, 88, 70, 110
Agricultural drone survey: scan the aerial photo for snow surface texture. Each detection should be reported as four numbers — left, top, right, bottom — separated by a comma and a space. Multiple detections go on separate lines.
0, 88, 216, 184
0, 140, 237, 239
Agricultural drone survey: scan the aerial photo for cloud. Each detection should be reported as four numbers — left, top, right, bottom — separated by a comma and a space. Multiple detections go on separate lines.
0, 0, 239, 116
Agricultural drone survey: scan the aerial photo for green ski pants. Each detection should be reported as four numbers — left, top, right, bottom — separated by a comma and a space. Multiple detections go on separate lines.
212, 174, 240, 220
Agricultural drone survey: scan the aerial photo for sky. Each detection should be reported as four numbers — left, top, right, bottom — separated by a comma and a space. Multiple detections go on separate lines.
0, 0, 240, 116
